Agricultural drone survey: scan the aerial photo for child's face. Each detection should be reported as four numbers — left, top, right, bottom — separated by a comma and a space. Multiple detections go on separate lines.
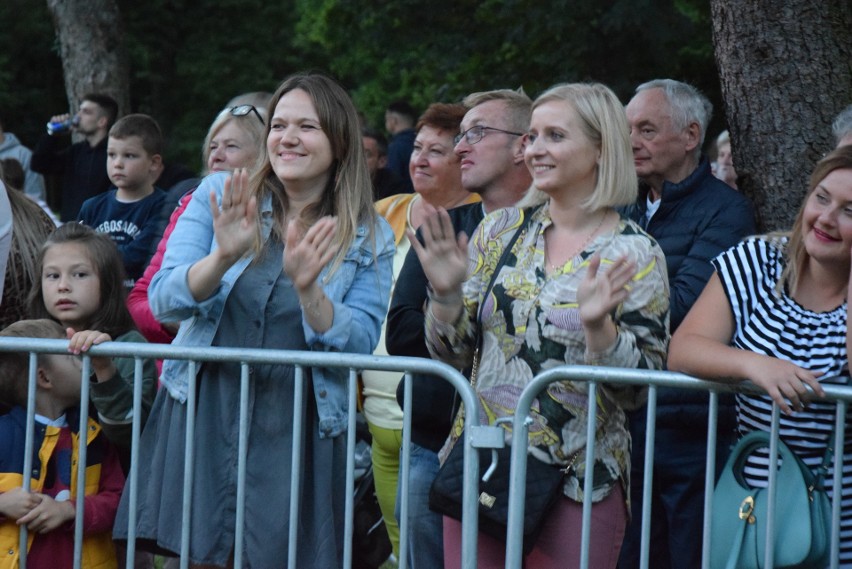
41, 352, 84, 408
107, 135, 159, 194
41, 242, 101, 331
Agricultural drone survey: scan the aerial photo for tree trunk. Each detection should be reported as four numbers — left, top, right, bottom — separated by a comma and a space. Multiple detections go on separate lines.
710, 0, 852, 232
45, 0, 130, 118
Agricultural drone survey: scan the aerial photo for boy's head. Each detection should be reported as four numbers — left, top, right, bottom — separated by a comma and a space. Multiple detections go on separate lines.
107, 114, 164, 195
0, 319, 81, 411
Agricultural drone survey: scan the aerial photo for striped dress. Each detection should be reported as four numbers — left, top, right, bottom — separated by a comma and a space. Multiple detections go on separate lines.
713, 236, 852, 567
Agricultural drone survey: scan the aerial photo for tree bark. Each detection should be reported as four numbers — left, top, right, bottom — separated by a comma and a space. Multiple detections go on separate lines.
711, 0, 852, 231
45, 0, 130, 118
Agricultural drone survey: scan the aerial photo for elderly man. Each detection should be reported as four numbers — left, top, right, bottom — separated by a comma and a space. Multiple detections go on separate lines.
386, 88, 531, 569
618, 79, 756, 569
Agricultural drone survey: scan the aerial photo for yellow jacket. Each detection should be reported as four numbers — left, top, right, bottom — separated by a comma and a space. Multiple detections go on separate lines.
0, 407, 120, 569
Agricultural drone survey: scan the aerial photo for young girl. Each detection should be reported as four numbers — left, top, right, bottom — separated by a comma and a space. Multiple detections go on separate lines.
27, 222, 158, 452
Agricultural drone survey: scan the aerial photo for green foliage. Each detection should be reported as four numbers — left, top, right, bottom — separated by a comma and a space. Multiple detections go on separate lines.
0, 0, 720, 172
0, 0, 66, 147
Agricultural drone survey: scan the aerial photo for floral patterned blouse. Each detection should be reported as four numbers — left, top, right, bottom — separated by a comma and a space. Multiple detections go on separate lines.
425, 203, 670, 504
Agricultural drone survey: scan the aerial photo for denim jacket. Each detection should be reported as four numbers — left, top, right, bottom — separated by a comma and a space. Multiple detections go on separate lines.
149, 172, 395, 438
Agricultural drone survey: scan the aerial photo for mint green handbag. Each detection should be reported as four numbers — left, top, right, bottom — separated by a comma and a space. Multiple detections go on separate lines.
710, 431, 831, 569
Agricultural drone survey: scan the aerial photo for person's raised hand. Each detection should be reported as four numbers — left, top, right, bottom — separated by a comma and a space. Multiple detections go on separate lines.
209, 168, 257, 264
284, 216, 338, 292
577, 254, 636, 328
407, 206, 468, 296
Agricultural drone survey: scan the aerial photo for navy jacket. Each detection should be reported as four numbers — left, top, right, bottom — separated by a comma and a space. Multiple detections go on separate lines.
621, 158, 756, 426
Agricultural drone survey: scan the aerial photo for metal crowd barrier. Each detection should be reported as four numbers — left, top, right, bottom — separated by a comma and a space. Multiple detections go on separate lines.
0, 338, 481, 569
506, 365, 852, 569
3, 337, 851, 569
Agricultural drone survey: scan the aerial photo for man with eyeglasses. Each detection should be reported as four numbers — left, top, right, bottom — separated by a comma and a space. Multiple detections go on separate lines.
386, 88, 531, 569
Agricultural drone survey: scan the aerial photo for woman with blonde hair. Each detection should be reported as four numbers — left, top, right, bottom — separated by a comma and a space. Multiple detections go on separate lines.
410, 82, 669, 568
669, 146, 852, 567
114, 72, 395, 568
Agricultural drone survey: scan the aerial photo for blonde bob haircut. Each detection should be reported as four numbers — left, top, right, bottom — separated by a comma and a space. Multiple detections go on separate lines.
519, 82, 637, 212
247, 72, 378, 277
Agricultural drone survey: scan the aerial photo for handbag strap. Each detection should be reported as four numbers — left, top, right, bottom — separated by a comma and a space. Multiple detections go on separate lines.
725, 520, 748, 569
470, 206, 537, 385
814, 374, 849, 487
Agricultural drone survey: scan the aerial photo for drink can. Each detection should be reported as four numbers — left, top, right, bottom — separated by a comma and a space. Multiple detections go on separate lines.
46, 116, 79, 135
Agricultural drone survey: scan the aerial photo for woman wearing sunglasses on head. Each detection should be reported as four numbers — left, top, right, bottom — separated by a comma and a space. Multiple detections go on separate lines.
113, 72, 395, 568
127, 96, 269, 344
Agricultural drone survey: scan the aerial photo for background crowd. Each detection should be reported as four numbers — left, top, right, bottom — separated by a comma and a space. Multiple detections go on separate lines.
0, 71, 851, 569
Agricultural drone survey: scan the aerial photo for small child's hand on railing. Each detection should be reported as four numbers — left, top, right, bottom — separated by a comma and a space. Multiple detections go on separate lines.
66, 328, 117, 382
16, 493, 75, 533
0, 487, 42, 520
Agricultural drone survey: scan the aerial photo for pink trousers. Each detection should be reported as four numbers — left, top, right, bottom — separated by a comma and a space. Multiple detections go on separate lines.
443, 484, 626, 569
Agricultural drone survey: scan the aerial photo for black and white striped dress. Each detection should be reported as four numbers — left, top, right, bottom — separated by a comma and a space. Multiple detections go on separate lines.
713, 236, 852, 567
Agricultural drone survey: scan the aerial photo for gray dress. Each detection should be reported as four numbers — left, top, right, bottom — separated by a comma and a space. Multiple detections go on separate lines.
114, 239, 346, 568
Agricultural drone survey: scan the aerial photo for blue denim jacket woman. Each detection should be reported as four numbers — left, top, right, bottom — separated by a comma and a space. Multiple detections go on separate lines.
149, 171, 394, 437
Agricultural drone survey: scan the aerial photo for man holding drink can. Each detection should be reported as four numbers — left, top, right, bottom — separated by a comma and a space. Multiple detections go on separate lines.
31, 93, 118, 221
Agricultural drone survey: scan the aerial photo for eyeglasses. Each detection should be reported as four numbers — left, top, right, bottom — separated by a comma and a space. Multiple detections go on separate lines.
228, 105, 265, 125
454, 125, 524, 146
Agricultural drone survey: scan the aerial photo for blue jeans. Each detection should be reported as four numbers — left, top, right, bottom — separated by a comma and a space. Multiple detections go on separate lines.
396, 441, 444, 569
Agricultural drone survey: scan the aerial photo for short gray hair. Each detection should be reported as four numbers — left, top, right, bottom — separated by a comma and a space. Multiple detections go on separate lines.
635, 79, 713, 149
832, 104, 852, 146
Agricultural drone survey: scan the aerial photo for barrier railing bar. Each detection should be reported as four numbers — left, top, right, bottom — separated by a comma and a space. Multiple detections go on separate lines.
343, 368, 359, 569
639, 385, 657, 569
124, 358, 144, 568
287, 365, 306, 569
72, 356, 92, 569
397, 372, 412, 569
579, 382, 599, 569
700, 390, 719, 569
178, 360, 197, 569
233, 362, 250, 569
19, 353, 38, 568
830, 401, 846, 569
763, 405, 781, 568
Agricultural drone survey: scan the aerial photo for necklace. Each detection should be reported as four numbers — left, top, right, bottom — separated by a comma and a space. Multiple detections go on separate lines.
547, 211, 607, 272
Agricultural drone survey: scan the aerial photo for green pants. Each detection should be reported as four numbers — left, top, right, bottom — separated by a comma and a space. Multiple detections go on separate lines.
366, 421, 403, 558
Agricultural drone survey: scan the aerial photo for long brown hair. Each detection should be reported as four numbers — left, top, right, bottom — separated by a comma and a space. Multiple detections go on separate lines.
780, 145, 852, 295
27, 223, 136, 338
249, 72, 377, 277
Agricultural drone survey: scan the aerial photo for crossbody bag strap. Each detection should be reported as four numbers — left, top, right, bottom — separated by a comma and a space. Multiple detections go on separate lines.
470, 206, 538, 384
815, 375, 850, 487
